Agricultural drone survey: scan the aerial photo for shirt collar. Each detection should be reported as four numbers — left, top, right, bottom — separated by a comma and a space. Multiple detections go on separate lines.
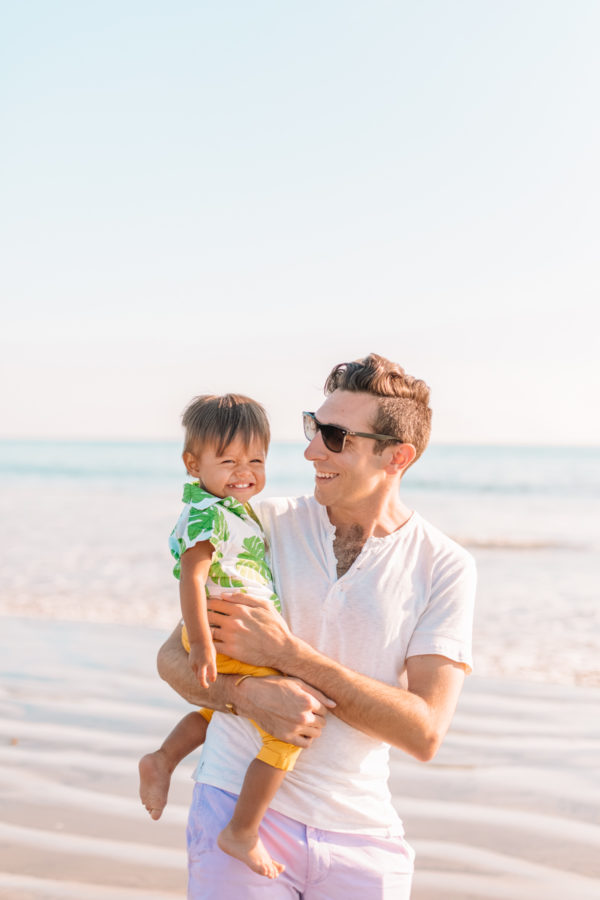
182, 482, 247, 519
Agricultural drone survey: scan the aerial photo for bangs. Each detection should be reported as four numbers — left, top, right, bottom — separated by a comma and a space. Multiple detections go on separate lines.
182, 394, 270, 456
210, 403, 270, 456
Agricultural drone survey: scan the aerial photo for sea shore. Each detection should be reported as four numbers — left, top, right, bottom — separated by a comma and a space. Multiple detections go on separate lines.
1, 616, 599, 900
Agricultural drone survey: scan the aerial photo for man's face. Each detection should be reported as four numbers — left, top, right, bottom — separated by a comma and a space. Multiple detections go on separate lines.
304, 390, 390, 509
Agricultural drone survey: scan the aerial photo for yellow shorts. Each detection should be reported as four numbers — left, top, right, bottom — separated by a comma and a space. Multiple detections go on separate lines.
181, 624, 302, 772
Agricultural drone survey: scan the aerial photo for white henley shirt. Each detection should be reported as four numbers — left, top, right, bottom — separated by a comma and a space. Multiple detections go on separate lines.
193, 494, 476, 835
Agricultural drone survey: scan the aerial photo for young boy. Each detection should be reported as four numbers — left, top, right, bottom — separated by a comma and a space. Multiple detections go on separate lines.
138, 394, 301, 880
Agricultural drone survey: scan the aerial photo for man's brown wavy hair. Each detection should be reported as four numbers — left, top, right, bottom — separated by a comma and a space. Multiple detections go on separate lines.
324, 353, 432, 463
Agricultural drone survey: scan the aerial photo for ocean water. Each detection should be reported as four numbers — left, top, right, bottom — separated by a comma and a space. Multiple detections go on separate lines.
1, 440, 598, 686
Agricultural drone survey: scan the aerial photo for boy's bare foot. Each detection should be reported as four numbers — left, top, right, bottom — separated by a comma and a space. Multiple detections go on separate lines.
217, 823, 284, 879
138, 750, 173, 821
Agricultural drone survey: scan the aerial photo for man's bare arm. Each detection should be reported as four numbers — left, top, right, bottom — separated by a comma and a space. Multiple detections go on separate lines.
271, 643, 465, 762
156, 624, 334, 748
207, 596, 465, 762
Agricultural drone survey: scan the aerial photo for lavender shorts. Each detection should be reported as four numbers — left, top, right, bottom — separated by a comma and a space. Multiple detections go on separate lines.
187, 783, 415, 899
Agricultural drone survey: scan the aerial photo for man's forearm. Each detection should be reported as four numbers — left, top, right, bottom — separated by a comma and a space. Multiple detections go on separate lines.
206, 594, 466, 762
270, 635, 465, 762
273, 637, 424, 755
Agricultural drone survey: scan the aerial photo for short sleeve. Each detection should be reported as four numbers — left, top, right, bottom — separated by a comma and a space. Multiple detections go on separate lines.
168, 501, 228, 580
406, 550, 476, 673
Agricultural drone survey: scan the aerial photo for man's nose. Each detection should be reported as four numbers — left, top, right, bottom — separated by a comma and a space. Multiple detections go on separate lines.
304, 432, 327, 461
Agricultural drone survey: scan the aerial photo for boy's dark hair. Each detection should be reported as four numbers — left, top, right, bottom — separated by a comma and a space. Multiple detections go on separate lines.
324, 353, 432, 462
182, 394, 270, 456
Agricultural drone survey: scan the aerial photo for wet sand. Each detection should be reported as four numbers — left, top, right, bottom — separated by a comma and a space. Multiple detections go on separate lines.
1, 616, 599, 899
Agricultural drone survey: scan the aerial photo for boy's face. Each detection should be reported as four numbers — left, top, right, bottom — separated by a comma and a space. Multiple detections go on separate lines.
183, 435, 267, 503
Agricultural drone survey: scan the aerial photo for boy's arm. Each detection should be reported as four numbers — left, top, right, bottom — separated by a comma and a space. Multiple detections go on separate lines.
156, 625, 334, 747
179, 541, 217, 688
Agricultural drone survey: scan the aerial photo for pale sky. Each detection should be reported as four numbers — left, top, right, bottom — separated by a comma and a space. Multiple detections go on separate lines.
2, 1, 598, 445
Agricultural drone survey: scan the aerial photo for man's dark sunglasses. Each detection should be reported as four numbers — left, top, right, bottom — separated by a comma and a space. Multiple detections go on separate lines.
302, 411, 400, 454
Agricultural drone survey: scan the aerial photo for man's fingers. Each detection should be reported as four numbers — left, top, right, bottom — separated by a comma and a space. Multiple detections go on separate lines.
291, 680, 336, 710
309, 690, 336, 710
291, 717, 328, 746
293, 735, 314, 749
256, 676, 334, 718
297, 719, 325, 738
207, 592, 269, 610
207, 609, 228, 627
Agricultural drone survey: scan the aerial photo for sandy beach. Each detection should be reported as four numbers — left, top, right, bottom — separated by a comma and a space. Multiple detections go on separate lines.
1, 616, 599, 899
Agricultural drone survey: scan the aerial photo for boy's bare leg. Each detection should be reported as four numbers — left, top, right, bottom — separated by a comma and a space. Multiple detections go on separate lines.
217, 759, 287, 879
139, 711, 208, 820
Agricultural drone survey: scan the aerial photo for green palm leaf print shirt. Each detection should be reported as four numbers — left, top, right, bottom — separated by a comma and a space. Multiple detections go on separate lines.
169, 484, 280, 612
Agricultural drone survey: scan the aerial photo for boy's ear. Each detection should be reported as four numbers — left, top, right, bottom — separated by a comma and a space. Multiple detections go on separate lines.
183, 451, 201, 478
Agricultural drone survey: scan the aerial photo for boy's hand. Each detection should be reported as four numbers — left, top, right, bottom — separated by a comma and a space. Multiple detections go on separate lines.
188, 640, 217, 689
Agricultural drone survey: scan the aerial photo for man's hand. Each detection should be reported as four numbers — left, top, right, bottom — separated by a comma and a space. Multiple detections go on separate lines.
206, 592, 292, 670
236, 674, 334, 747
156, 624, 334, 746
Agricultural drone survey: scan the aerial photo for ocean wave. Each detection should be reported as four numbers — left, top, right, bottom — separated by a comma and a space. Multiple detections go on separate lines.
454, 537, 588, 551
405, 478, 600, 498
2, 441, 600, 498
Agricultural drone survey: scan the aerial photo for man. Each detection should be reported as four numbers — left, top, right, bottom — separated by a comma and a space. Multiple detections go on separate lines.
157, 353, 476, 898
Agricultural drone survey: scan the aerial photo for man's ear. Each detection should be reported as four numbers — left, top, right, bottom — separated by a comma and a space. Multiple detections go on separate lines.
384, 443, 417, 476
182, 451, 201, 478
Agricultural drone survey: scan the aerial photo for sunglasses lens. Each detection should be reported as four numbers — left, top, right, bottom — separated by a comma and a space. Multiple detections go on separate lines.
320, 424, 344, 452
303, 413, 345, 452
303, 413, 317, 442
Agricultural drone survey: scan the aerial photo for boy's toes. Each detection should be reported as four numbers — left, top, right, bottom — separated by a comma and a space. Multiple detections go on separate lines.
269, 860, 284, 879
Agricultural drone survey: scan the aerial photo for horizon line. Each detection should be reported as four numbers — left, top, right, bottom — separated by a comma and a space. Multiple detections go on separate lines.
0, 435, 599, 451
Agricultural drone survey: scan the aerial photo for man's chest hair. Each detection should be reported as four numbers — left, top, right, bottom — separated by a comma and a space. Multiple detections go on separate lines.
333, 523, 366, 579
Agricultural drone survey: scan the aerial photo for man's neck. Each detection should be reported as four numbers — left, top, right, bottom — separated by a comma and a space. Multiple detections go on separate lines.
327, 493, 413, 538
327, 494, 413, 579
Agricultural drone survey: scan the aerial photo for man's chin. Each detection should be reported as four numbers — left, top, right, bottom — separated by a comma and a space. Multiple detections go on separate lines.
313, 483, 332, 506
